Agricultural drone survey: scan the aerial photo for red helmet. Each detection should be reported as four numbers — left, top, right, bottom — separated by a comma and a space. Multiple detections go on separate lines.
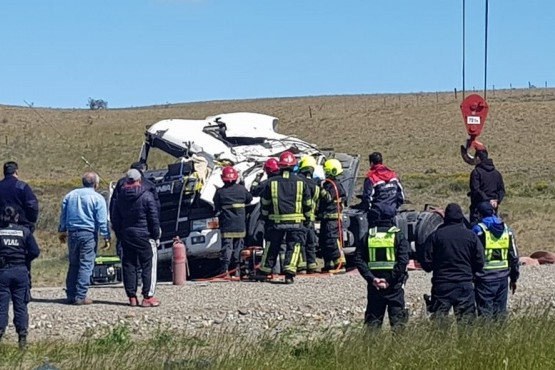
221, 166, 238, 182
278, 151, 297, 168
264, 158, 280, 175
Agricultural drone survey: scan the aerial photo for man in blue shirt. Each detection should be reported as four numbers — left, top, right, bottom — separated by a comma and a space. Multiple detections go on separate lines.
58, 172, 111, 305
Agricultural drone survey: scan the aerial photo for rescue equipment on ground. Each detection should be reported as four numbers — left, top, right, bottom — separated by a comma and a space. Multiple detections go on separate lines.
91, 255, 122, 285
172, 236, 188, 285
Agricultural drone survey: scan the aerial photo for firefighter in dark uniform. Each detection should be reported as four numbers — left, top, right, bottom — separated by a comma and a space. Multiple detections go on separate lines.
258, 151, 312, 284
472, 201, 519, 319
421, 203, 485, 324
0, 206, 40, 349
354, 218, 410, 329
213, 166, 253, 276
317, 159, 347, 272
297, 155, 322, 274
250, 158, 280, 198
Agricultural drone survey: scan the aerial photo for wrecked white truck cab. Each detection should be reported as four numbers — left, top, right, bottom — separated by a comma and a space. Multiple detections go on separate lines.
136, 112, 362, 273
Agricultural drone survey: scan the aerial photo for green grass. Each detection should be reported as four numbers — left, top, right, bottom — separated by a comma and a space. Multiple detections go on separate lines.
2, 315, 555, 369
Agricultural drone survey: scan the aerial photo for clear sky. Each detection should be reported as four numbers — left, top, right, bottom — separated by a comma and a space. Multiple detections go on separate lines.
1, 0, 553, 108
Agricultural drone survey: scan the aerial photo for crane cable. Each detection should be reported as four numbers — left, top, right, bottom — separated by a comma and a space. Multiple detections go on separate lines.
23, 100, 108, 185
462, 0, 489, 100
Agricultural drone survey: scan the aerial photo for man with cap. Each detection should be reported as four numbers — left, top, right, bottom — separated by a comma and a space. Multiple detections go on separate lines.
110, 162, 159, 223
359, 152, 405, 225
468, 150, 505, 224
58, 172, 111, 305
112, 169, 161, 307
0, 161, 40, 296
472, 201, 519, 319
421, 203, 485, 323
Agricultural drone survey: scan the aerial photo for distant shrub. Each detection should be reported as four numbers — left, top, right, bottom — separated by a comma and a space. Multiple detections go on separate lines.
88, 98, 108, 110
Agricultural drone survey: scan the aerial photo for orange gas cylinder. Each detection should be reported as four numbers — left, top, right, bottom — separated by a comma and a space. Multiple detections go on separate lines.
172, 237, 187, 285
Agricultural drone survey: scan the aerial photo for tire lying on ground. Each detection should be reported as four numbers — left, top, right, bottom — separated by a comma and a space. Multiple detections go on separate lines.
394, 211, 443, 261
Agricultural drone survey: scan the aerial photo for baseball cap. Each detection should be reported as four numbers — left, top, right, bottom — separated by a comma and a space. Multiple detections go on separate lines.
126, 169, 142, 182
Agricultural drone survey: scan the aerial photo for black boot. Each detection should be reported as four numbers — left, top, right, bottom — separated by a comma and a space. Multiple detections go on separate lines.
18, 335, 27, 349
284, 274, 295, 284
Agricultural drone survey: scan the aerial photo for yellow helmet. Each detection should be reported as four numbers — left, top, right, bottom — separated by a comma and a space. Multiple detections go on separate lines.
324, 159, 343, 177
299, 155, 317, 170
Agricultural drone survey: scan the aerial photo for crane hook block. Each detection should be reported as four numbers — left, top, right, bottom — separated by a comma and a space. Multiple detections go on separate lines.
460, 94, 489, 138
460, 94, 489, 165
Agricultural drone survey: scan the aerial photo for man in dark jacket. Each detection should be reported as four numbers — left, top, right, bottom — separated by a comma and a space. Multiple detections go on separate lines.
110, 162, 160, 220
468, 150, 505, 223
213, 166, 253, 276
354, 219, 410, 329
361, 152, 404, 224
112, 169, 161, 307
0, 162, 40, 295
472, 202, 519, 319
421, 203, 485, 323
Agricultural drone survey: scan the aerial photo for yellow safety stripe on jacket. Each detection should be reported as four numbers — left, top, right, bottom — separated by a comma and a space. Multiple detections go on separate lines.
222, 231, 246, 238
322, 213, 341, 219
367, 226, 398, 271
221, 203, 245, 209
308, 185, 320, 221
268, 214, 305, 222
478, 223, 510, 270
271, 181, 280, 217
295, 181, 303, 216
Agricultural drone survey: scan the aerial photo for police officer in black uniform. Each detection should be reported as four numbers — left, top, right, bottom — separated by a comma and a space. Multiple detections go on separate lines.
258, 151, 312, 284
354, 216, 410, 329
0, 161, 40, 298
0, 206, 40, 348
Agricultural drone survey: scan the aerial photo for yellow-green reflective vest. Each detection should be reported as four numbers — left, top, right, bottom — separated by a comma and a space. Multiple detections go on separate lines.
478, 223, 510, 270
367, 227, 399, 270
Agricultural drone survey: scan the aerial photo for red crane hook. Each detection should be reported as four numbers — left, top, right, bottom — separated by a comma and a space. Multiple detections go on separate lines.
460, 94, 489, 165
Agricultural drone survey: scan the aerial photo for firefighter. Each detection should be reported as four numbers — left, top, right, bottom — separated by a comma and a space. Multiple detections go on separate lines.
421, 203, 485, 324
354, 218, 410, 329
0, 206, 40, 349
213, 166, 253, 276
472, 201, 519, 319
360, 152, 404, 224
317, 159, 347, 272
468, 150, 505, 224
258, 151, 312, 284
250, 158, 280, 197
297, 155, 322, 273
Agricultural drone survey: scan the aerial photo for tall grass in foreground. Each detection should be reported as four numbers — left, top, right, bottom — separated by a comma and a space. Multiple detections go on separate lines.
1, 314, 555, 370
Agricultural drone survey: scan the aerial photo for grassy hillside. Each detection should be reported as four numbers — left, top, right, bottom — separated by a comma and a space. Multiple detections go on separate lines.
1, 88, 555, 285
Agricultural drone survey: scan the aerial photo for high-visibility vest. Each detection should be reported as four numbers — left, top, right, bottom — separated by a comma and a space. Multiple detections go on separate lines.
478, 223, 510, 270
367, 226, 399, 271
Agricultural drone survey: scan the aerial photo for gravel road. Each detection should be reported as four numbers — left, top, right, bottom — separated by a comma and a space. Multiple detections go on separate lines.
4, 265, 555, 342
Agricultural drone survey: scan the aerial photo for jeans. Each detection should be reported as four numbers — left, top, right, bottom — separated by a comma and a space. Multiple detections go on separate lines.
66, 231, 97, 301
475, 278, 509, 319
